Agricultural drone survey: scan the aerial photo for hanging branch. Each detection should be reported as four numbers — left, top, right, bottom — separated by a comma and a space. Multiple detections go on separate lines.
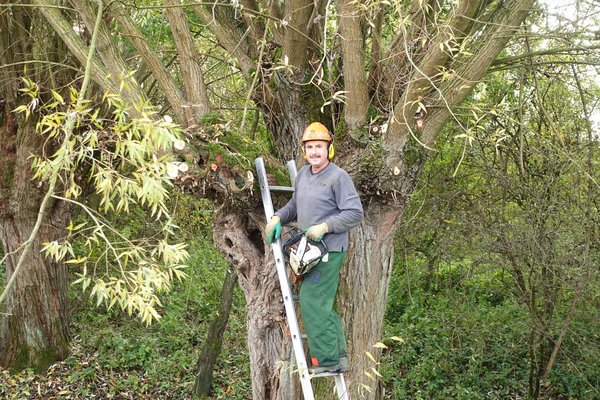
0, 0, 104, 308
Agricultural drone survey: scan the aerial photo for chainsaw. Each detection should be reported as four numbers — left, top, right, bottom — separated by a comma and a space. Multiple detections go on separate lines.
281, 227, 328, 275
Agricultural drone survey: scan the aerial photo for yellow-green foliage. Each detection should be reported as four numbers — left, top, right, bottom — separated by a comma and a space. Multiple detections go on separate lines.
14, 77, 189, 326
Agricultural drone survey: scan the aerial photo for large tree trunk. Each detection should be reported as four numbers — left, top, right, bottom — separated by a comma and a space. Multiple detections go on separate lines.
209, 165, 420, 400
340, 203, 406, 396
0, 124, 70, 371
211, 207, 297, 400
0, 3, 76, 371
0, 213, 70, 371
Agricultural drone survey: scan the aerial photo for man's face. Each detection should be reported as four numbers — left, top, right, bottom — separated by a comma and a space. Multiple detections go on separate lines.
304, 140, 329, 171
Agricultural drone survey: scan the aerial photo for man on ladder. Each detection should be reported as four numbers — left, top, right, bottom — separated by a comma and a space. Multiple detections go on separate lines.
265, 122, 364, 374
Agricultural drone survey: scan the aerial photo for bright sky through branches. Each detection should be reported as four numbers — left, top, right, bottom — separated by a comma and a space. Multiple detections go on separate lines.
538, 0, 600, 134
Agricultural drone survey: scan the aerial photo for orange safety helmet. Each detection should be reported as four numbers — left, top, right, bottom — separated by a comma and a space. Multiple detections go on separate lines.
301, 122, 333, 143
301, 122, 335, 159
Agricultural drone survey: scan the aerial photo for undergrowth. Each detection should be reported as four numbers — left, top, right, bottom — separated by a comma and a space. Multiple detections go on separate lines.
380, 260, 600, 400
0, 196, 252, 400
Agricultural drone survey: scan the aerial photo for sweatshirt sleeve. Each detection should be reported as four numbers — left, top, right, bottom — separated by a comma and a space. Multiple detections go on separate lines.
275, 195, 297, 224
326, 171, 363, 233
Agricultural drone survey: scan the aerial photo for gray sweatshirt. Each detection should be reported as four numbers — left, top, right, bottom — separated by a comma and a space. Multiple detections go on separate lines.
275, 162, 363, 252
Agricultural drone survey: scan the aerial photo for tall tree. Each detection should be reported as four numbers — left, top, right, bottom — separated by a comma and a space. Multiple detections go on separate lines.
1, 0, 546, 398
1, 0, 190, 372
0, 4, 72, 370
187, 2, 537, 398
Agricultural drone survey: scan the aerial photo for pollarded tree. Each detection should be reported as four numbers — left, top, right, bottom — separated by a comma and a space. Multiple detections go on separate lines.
184, 2, 537, 398
1, 0, 540, 398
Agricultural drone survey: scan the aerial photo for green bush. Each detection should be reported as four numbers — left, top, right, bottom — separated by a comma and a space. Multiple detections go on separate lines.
382, 293, 530, 399
382, 261, 600, 399
65, 235, 250, 398
548, 301, 600, 399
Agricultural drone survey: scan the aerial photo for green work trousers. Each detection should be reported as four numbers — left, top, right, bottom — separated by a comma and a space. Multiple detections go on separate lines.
300, 251, 347, 367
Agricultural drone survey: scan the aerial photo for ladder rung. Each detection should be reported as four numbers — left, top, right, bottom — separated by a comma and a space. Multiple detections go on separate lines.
269, 185, 294, 192
312, 371, 344, 378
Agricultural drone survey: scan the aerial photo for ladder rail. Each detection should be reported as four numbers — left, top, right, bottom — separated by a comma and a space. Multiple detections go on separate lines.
255, 157, 315, 399
255, 157, 350, 400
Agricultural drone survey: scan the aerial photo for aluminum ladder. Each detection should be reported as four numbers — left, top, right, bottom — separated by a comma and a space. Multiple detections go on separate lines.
255, 157, 350, 400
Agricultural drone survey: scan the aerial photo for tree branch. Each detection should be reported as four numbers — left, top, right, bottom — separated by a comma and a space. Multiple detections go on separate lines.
70, 0, 138, 91
191, 3, 256, 80
109, 5, 188, 124
33, 0, 142, 105
337, 0, 368, 130
282, 0, 313, 72
493, 44, 600, 66
164, 0, 211, 124
380, 0, 442, 99
384, 0, 483, 162
419, 0, 536, 148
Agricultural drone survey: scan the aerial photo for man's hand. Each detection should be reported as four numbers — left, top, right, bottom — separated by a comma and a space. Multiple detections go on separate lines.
306, 222, 328, 241
265, 216, 282, 243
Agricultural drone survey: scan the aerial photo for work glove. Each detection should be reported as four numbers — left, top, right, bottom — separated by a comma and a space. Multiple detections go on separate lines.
306, 222, 328, 241
265, 216, 282, 243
